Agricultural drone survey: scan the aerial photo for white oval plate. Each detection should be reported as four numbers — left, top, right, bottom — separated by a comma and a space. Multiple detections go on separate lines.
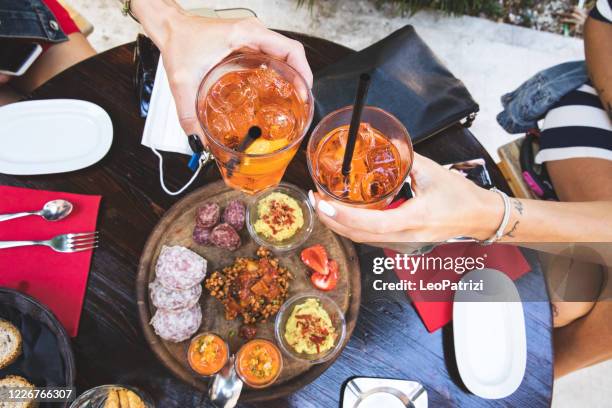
0, 99, 113, 175
453, 268, 526, 399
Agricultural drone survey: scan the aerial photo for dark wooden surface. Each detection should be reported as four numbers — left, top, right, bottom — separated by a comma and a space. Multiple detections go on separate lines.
0, 32, 553, 407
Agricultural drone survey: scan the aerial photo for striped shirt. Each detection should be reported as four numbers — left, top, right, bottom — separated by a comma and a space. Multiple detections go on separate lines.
590, 0, 612, 23
535, 0, 612, 164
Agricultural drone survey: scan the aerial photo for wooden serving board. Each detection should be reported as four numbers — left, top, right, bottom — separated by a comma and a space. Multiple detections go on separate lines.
136, 181, 361, 402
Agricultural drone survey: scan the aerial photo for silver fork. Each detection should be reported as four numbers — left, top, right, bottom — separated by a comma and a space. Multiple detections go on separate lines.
0, 232, 99, 253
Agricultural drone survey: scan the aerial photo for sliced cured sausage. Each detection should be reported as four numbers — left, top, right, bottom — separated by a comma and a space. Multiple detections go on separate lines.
196, 202, 220, 228
210, 223, 241, 251
150, 304, 202, 343
222, 200, 246, 231
149, 279, 202, 310
192, 225, 212, 246
155, 245, 207, 290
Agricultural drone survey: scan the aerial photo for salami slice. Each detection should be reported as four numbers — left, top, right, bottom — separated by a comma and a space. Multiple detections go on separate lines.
222, 200, 246, 231
150, 304, 202, 343
149, 279, 202, 310
192, 225, 212, 246
155, 245, 207, 290
210, 223, 241, 251
196, 202, 220, 228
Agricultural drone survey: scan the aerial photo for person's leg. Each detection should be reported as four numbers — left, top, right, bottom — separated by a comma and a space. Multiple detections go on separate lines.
0, 74, 22, 106
12, 33, 95, 93
553, 266, 612, 378
546, 158, 612, 377
541, 251, 603, 328
548, 158, 612, 202
0, 86, 22, 106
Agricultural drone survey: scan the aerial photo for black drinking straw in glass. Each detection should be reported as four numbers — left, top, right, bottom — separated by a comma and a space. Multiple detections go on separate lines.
227, 126, 262, 177
342, 73, 371, 177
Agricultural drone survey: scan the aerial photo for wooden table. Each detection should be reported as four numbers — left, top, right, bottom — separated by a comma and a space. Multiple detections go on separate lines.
2, 32, 553, 407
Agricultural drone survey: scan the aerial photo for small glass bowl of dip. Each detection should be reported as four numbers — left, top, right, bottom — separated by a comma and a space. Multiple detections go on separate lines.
246, 183, 314, 252
274, 293, 346, 365
235, 338, 283, 389
188, 332, 229, 377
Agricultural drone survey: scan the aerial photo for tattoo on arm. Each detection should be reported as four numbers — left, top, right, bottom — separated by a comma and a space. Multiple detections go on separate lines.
504, 199, 523, 238
512, 199, 524, 215
505, 221, 519, 238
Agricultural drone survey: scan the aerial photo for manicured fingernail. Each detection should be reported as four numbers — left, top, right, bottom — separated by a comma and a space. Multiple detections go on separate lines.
318, 200, 336, 217
308, 190, 316, 207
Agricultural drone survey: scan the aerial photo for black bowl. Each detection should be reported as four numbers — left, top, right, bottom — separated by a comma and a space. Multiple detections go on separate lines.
0, 288, 76, 408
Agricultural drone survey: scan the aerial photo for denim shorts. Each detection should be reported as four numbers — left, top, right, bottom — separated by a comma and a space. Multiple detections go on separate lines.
0, 0, 69, 43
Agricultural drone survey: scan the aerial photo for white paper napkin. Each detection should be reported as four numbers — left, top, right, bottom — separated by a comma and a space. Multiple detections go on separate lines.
141, 56, 192, 156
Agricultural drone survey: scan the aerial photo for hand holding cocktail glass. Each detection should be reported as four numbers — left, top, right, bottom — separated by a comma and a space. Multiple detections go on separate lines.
310, 152, 506, 245
306, 74, 507, 245
131, 4, 313, 139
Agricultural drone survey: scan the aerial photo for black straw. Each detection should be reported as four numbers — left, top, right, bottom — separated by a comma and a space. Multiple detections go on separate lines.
342, 73, 371, 177
227, 126, 262, 177
236, 126, 262, 152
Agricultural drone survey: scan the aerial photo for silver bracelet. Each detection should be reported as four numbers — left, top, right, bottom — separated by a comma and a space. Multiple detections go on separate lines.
121, 0, 140, 23
481, 187, 511, 245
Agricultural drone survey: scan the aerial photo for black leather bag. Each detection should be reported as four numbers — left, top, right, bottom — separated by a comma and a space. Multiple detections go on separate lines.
313, 25, 479, 144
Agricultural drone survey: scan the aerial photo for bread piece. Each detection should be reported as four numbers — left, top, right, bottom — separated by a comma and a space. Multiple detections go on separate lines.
125, 390, 145, 408
103, 389, 120, 408
0, 375, 37, 408
117, 389, 131, 408
0, 320, 22, 369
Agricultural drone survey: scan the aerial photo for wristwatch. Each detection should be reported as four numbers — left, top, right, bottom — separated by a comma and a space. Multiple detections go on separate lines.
121, 0, 140, 22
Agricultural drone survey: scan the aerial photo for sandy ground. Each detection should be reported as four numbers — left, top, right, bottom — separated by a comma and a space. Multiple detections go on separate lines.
66, 1, 611, 406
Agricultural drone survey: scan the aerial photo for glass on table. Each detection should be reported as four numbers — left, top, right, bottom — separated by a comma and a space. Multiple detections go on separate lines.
70, 385, 154, 408
307, 106, 413, 209
197, 54, 314, 194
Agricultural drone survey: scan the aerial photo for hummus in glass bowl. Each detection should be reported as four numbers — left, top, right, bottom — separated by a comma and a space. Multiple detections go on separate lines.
247, 183, 314, 252
274, 293, 346, 364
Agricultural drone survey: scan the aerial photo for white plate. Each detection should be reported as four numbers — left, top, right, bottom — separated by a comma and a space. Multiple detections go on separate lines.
453, 268, 526, 399
0, 100, 113, 175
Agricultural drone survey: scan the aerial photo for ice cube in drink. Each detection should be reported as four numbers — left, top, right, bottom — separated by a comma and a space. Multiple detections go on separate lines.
313, 123, 401, 203
256, 104, 296, 140
203, 64, 305, 153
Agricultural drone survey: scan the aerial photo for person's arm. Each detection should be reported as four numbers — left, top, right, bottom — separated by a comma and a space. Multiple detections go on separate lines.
126, 0, 312, 137
311, 153, 612, 245
584, 4, 612, 118
478, 187, 612, 243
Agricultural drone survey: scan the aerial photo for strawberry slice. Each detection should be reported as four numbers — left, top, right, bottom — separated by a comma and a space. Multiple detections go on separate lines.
301, 245, 330, 276
310, 260, 339, 291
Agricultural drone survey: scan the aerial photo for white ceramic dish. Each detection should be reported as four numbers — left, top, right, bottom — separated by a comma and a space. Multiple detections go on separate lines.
0, 99, 113, 175
453, 268, 526, 399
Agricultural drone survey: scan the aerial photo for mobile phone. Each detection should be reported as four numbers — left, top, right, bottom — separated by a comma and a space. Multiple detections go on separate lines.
444, 158, 493, 189
0, 40, 43, 76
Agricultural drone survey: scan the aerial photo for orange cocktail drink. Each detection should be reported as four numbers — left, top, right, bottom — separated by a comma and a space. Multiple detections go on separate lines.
307, 106, 413, 209
197, 54, 313, 194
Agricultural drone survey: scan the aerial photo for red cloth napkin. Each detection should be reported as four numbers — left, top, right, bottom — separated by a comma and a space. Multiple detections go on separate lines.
0, 186, 101, 337
384, 243, 531, 332
384, 196, 530, 332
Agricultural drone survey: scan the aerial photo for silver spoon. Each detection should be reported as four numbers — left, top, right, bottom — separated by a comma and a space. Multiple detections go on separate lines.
208, 355, 243, 408
0, 199, 73, 222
